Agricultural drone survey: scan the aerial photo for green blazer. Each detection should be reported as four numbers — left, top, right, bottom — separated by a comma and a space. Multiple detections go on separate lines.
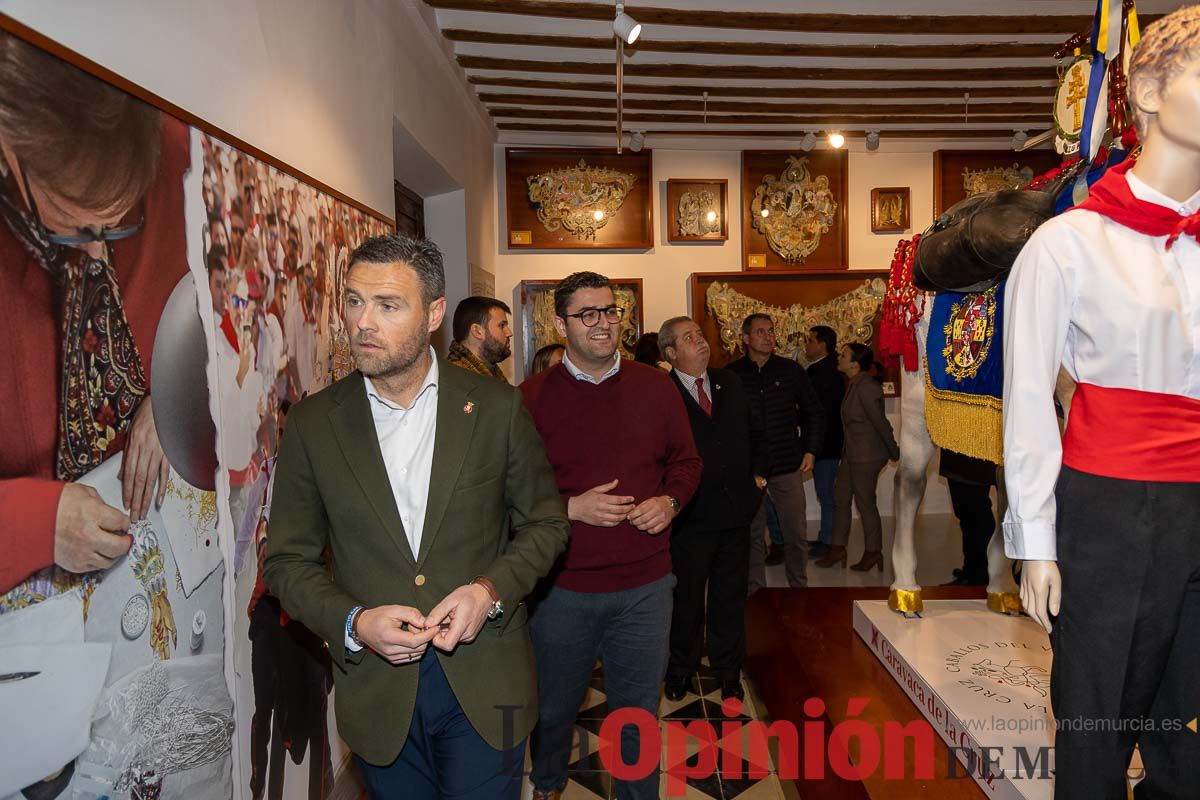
263, 360, 569, 765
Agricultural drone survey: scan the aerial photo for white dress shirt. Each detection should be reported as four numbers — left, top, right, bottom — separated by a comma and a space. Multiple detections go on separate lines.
1002, 171, 1200, 561
562, 351, 621, 384
347, 349, 439, 651
673, 368, 711, 406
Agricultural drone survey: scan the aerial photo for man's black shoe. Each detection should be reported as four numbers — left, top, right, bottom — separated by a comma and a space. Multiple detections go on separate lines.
664, 676, 689, 702
720, 679, 745, 701
809, 542, 830, 559
765, 543, 785, 566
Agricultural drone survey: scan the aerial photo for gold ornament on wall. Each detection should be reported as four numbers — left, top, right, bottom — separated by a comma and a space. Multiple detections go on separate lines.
526, 159, 637, 240
749, 156, 838, 263
677, 190, 722, 237
962, 164, 1035, 197
705, 279, 886, 361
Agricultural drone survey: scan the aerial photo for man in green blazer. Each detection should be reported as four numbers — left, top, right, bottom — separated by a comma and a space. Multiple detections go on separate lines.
264, 234, 568, 799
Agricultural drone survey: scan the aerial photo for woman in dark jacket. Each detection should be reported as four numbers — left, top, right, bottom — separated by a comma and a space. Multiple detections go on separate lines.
816, 344, 899, 571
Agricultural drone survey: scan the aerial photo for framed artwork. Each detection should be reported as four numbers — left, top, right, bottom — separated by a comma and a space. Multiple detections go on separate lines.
505, 148, 654, 250
517, 278, 644, 373
933, 149, 1062, 215
870, 187, 911, 233
741, 150, 848, 270
469, 263, 496, 297
666, 178, 728, 242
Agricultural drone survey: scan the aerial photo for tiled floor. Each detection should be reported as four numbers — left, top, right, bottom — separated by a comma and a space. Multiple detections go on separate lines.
520, 514, 969, 799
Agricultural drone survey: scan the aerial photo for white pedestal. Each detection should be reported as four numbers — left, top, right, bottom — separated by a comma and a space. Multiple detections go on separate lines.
852, 600, 1055, 800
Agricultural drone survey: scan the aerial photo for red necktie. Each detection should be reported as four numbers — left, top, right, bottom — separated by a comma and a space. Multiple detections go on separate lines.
696, 376, 712, 416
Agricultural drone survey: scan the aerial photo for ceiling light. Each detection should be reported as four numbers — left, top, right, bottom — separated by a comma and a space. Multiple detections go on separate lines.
1011, 130, 1029, 150
629, 130, 645, 152
866, 130, 880, 151
827, 131, 845, 149
799, 131, 817, 152
614, 4, 642, 45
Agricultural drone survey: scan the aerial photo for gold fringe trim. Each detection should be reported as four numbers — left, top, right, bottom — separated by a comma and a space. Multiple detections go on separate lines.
888, 588, 924, 614
924, 368, 1004, 465
987, 592, 1023, 615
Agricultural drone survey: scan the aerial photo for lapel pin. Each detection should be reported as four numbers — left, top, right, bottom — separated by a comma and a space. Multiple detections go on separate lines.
463, 401, 475, 415
715, 383, 721, 391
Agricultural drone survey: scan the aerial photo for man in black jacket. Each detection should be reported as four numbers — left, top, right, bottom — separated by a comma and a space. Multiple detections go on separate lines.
659, 317, 765, 702
804, 326, 844, 560
728, 314, 824, 592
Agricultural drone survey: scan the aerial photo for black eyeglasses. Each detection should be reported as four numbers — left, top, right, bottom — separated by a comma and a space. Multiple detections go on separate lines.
20, 163, 143, 247
563, 305, 625, 327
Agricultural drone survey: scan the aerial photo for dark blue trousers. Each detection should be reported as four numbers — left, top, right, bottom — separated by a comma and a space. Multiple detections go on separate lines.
356, 654, 526, 799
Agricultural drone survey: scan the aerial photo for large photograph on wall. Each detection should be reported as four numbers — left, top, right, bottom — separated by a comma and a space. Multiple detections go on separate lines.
0, 17, 390, 800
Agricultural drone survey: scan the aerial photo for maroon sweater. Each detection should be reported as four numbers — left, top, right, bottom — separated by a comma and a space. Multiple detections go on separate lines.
521, 359, 702, 592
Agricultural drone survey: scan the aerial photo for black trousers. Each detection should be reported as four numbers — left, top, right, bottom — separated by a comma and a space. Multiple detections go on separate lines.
668, 525, 750, 681
1051, 468, 1200, 799
947, 478, 994, 583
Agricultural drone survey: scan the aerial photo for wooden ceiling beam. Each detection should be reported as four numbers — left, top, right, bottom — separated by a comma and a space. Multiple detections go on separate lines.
479, 93, 1045, 115
496, 122, 1028, 139
458, 55, 1054, 82
442, 28, 1055, 59
489, 107, 1045, 125
468, 75, 1054, 99
425, 0, 1159, 35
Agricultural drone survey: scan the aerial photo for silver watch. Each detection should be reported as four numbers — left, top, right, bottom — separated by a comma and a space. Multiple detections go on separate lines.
666, 496, 680, 514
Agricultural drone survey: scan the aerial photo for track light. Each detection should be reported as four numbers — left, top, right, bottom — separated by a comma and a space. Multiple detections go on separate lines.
629, 130, 645, 152
614, 4, 642, 45
1011, 130, 1029, 150
866, 130, 880, 151
827, 131, 845, 149
799, 131, 817, 152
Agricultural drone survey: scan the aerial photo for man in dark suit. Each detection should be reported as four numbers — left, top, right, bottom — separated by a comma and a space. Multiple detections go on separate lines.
658, 316, 766, 701
804, 326, 844, 559
264, 234, 569, 800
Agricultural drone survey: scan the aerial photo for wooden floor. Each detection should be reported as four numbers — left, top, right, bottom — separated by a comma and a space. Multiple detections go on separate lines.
745, 587, 991, 800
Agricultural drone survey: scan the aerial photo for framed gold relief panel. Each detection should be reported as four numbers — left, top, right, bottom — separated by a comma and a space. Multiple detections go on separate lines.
741, 150, 848, 270
505, 148, 653, 250
870, 187, 910, 233
666, 179, 728, 243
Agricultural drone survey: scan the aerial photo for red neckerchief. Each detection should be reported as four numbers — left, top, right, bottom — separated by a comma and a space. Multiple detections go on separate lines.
220, 311, 240, 353
1076, 158, 1200, 250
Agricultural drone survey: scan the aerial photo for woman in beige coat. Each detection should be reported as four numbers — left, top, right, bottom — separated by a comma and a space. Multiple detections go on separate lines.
816, 343, 899, 571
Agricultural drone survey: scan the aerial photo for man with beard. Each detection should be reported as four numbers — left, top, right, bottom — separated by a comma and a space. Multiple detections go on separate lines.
264, 233, 568, 799
520, 271, 702, 800
447, 296, 512, 382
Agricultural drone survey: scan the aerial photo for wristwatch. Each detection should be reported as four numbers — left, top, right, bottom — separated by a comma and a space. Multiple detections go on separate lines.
472, 576, 504, 621
666, 496, 680, 515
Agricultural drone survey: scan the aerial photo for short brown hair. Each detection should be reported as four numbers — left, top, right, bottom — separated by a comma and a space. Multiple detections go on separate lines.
554, 271, 611, 318
0, 31, 161, 214
1129, 6, 1200, 140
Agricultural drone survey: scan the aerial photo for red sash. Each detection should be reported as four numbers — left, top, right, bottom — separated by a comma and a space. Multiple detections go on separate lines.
1062, 383, 1200, 482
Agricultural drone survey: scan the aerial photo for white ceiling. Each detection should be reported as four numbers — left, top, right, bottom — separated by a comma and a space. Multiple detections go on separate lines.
423, 0, 1188, 150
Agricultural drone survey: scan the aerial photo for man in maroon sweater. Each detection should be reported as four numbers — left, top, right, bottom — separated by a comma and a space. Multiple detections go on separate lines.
520, 272, 702, 800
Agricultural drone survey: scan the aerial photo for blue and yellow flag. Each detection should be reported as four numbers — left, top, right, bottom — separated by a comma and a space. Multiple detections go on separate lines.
925, 282, 1005, 464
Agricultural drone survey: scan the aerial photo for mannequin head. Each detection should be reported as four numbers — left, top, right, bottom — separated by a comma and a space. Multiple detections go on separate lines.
1129, 6, 1200, 152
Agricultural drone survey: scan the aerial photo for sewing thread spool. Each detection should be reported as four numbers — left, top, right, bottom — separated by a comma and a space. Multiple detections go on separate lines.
190, 609, 206, 652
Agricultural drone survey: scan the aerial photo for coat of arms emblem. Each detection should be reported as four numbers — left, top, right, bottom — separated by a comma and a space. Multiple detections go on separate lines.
750, 156, 837, 263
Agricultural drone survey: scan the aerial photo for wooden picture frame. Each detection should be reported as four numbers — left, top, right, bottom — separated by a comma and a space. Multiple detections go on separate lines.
505, 148, 654, 250
741, 150, 849, 270
517, 278, 645, 373
666, 178, 728, 243
933, 149, 1062, 215
870, 187, 910, 233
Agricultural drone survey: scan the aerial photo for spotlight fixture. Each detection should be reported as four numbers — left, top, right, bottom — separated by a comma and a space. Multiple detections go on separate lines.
629, 130, 645, 152
799, 131, 817, 152
827, 131, 845, 149
614, 4, 642, 45
1011, 130, 1029, 150
866, 130, 880, 151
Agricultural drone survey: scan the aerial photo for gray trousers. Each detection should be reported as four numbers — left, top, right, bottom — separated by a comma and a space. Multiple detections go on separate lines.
748, 467, 808, 592
831, 458, 887, 554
